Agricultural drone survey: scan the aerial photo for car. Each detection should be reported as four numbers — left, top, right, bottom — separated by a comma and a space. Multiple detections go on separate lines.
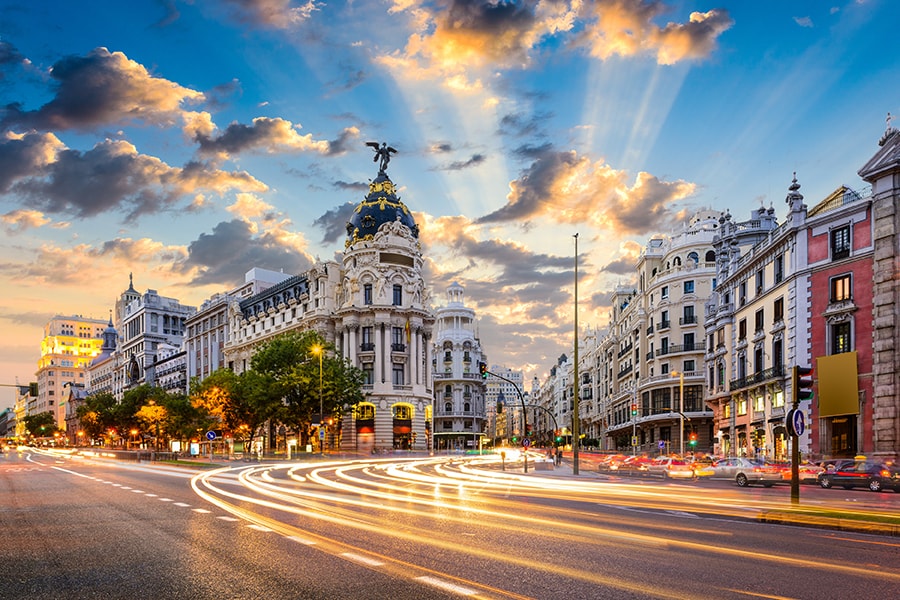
818, 460, 900, 492
768, 461, 825, 483
647, 457, 695, 479
705, 457, 783, 487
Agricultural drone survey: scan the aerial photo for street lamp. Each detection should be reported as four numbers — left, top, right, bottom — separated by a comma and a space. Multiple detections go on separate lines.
671, 370, 685, 455
311, 344, 324, 454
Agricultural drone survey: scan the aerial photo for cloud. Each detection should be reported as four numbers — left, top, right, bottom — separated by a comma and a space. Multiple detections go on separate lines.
314, 202, 358, 245
0, 47, 204, 132
433, 153, 486, 171
175, 219, 313, 286
0, 238, 186, 286
226, 193, 276, 220
0, 40, 28, 79
0, 131, 65, 192
477, 147, 695, 234
192, 117, 359, 160
379, 0, 578, 90
8, 138, 267, 221
220, 0, 321, 29
1, 209, 51, 233
599, 240, 643, 275
576, 2, 734, 65
793, 16, 814, 28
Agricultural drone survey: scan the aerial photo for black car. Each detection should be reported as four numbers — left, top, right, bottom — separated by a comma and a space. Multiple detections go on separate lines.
818, 460, 900, 492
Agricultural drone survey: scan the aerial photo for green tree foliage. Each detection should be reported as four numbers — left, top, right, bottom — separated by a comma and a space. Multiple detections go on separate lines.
76, 392, 117, 442
23, 411, 57, 437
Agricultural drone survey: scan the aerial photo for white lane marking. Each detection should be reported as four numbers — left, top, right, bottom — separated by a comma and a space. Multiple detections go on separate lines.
145, 494, 157, 497
217, 516, 239, 522
287, 535, 316, 545
120, 486, 132, 490
159, 498, 173, 502
341, 552, 384, 567
131, 489, 144, 493
415, 576, 478, 596
173, 502, 191, 507
192, 508, 211, 513
247, 524, 273, 532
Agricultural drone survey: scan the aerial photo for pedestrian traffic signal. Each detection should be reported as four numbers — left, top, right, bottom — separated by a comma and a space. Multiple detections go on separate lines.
478, 362, 488, 378
631, 403, 637, 416
792, 365, 814, 403
511, 436, 518, 443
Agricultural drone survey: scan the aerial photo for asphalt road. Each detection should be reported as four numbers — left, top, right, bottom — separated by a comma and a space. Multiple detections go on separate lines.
3, 448, 899, 599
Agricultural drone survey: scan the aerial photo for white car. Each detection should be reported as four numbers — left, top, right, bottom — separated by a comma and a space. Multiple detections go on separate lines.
647, 457, 695, 479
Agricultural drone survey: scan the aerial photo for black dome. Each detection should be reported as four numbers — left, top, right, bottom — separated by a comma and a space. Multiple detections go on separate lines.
346, 173, 418, 246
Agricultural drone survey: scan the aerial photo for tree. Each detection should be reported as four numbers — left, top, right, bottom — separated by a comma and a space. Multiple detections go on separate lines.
77, 392, 117, 444
250, 330, 365, 448
24, 412, 57, 438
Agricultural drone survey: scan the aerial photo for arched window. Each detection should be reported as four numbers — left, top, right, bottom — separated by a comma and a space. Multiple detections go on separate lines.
687, 251, 699, 265
464, 402, 471, 412
444, 402, 452, 412
705, 250, 716, 262
673, 256, 682, 266
445, 384, 452, 395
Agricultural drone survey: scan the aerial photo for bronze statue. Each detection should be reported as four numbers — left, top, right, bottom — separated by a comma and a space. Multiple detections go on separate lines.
366, 141, 397, 174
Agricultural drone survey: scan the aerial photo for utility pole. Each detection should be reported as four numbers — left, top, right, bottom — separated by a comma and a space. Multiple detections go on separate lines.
572, 233, 580, 475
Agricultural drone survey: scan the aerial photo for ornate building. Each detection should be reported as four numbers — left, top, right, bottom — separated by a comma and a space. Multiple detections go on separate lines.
35, 315, 107, 429
225, 150, 435, 453
432, 282, 487, 452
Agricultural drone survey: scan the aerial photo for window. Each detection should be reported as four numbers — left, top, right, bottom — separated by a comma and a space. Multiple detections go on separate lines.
737, 398, 747, 415
739, 281, 747, 305
392, 364, 405, 386
444, 401, 452, 412
754, 308, 764, 333
773, 297, 784, 322
364, 283, 373, 305
391, 326, 405, 350
392, 284, 402, 306
738, 319, 747, 340
830, 274, 852, 302
755, 269, 764, 294
682, 304, 695, 324
393, 404, 411, 419
684, 359, 695, 372
661, 285, 669, 299
361, 327, 374, 351
684, 280, 695, 294
830, 225, 851, 260
774, 254, 784, 283
754, 396, 765, 412
832, 322, 851, 354
660, 310, 669, 329
772, 390, 784, 408
683, 332, 695, 350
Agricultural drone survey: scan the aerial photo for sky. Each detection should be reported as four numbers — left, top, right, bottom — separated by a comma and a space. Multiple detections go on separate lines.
1, 0, 899, 411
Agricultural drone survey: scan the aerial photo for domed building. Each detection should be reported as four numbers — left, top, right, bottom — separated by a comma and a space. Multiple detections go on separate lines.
335, 166, 434, 453
225, 145, 435, 454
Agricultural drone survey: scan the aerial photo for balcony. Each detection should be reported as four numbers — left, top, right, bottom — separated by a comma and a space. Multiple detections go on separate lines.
656, 321, 671, 331
655, 342, 702, 357
360, 343, 375, 352
617, 343, 633, 359
728, 365, 786, 391
679, 315, 697, 325
392, 343, 407, 352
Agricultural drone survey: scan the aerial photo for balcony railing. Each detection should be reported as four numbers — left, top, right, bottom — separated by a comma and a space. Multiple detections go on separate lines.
679, 315, 697, 325
729, 365, 786, 391
360, 343, 375, 352
655, 342, 702, 357
656, 321, 671, 331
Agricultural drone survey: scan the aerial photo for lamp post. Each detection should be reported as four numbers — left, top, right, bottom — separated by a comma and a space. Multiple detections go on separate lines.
311, 344, 324, 454
671, 370, 685, 455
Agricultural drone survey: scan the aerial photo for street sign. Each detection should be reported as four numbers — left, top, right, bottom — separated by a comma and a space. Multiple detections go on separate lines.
658, 440, 665, 450
631, 436, 638, 446
522, 438, 530, 448
319, 427, 325, 440
205, 430, 217, 441
788, 409, 806, 437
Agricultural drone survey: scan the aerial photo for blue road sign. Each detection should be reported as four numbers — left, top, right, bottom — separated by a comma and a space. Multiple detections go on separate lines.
205, 430, 216, 441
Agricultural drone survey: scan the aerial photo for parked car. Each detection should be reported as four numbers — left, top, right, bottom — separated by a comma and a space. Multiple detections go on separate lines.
818, 460, 900, 492
705, 457, 782, 487
768, 461, 825, 483
647, 457, 695, 479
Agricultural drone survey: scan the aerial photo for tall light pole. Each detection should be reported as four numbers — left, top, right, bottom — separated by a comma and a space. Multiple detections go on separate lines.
572, 232, 580, 475
671, 370, 684, 455
311, 344, 324, 454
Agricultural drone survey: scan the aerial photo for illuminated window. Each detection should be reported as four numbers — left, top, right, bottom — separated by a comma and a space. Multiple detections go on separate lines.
737, 398, 747, 415
830, 274, 852, 302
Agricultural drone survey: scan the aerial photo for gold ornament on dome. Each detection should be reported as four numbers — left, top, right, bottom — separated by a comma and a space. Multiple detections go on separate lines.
368, 179, 396, 196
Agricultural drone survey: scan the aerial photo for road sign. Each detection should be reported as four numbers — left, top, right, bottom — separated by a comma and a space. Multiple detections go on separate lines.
205, 430, 217, 441
658, 440, 665, 450
522, 438, 530, 448
631, 436, 638, 446
788, 409, 806, 437
319, 427, 325, 440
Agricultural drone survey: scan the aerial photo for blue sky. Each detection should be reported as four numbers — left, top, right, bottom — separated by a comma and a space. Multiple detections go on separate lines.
1, 0, 898, 410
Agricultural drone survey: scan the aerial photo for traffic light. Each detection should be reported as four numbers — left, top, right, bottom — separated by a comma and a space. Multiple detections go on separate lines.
689, 432, 697, 446
511, 436, 518, 443
478, 362, 488, 378
792, 365, 814, 403
631, 403, 637, 416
